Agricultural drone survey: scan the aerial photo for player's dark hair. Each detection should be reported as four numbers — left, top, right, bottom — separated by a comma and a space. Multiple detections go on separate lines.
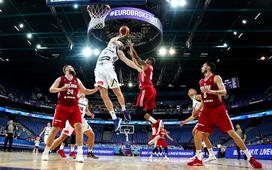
147, 57, 156, 65
205, 62, 216, 72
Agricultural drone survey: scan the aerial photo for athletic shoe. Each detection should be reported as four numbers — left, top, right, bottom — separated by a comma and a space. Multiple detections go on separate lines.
87, 151, 99, 159
75, 154, 84, 163
204, 155, 217, 163
164, 156, 169, 160
69, 151, 76, 159
122, 110, 131, 122
57, 149, 67, 158
187, 157, 203, 166
41, 152, 49, 161
249, 157, 262, 168
113, 118, 122, 132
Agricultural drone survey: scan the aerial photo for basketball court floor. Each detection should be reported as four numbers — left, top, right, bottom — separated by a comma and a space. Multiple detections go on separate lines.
0, 152, 270, 170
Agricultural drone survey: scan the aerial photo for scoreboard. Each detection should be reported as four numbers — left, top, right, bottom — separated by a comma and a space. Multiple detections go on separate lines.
224, 77, 240, 89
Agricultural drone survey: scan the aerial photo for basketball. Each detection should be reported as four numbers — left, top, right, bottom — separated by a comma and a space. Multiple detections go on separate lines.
119, 26, 130, 36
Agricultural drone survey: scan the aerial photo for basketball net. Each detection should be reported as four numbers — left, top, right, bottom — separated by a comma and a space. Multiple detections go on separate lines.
87, 4, 111, 32
124, 129, 130, 142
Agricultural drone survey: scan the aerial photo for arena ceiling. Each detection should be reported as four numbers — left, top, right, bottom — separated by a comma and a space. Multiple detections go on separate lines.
0, 0, 272, 90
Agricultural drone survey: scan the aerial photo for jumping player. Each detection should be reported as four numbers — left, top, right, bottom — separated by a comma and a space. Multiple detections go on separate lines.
50, 93, 98, 159
39, 122, 52, 144
180, 88, 216, 162
187, 62, 262, 168
94, 35, 142, 131
41, 65, 98, 163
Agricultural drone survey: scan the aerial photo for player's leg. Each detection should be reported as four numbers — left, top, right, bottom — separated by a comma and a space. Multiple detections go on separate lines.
112, 87, 131, 121
215, 105, 262, 168
202, 132, 217, 162
50, 134, 69, 151
149, 147, 158, 158
99, 87, 122, 131
164, 147, 168, 159
41, 126, 60, 160
148, 135, 160, 145
85, 130, 99, 159
36, 147, 39, 154
69, 134, 76, 159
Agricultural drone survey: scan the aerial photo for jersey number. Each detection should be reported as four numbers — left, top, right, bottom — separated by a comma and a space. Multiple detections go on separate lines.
67, 89, 74, 95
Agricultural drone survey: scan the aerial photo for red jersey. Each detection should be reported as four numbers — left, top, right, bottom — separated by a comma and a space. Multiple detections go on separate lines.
139, 64, 153, 87
57, 76, 79, 106
159, 129, 167, 139
199, 74, 224, 108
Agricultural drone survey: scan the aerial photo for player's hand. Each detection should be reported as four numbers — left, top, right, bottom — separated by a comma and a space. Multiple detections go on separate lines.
60, 84, 69, 91
91, 113, 95, 119
179, 121, 185, 127
127, 39, 134, 47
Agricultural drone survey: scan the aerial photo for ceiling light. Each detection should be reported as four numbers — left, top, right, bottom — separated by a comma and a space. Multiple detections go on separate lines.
0, 9, 3, 13
27, 33, 32, 39
19, 23, 24, 28
169, 48, 175, 55
168, 0, 187, 7
82, 47, 92, 57
0, 0, 3, 4
128, 82, 133, 87
36, 44, 41, 49
73, 4, 79, 9
254, 13, 261, 20
242, 19, 247, 24
260, 56, 266, 60
158, 47, 167, 56
27, 40, 32, 45
238, 33, 243, 39
233, 31, 237, 35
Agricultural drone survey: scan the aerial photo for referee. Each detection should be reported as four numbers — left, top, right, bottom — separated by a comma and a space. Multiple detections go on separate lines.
4, 120, 17, 152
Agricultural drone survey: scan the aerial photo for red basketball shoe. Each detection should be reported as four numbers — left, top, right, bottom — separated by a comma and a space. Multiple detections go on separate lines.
57, 149, 66, 158
187, 157, 203, 166
249, 157, 262, 168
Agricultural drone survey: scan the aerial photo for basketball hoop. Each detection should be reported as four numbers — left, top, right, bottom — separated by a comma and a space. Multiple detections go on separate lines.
87, 4, 111, 31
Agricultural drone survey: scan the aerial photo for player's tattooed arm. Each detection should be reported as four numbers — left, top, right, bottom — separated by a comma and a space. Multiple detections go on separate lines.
49, 77, 69, 93
77, 79, 98, 95
118, 50, 142, 72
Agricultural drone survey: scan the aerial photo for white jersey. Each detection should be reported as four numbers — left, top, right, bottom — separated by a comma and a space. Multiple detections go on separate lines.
35, 140, 40, 147
78, 97, 88, 119
192, 95, 202, 111
95, 45, 118, 69
44, 127, 52, 136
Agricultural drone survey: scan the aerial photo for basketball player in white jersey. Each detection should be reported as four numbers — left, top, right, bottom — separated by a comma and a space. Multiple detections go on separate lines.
95, 35, 142, 131
49, 93, 98, 159
180, 88, 216, 162
39, 122, 52, 144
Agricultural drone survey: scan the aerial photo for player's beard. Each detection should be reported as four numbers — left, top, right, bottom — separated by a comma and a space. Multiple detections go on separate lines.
69, 70, 76, 76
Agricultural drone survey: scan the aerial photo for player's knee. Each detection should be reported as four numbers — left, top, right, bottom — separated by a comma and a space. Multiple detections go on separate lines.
227, 130, 237, 138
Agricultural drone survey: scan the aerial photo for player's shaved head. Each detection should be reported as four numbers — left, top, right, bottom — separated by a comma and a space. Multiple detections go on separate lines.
188, 88, 197, 97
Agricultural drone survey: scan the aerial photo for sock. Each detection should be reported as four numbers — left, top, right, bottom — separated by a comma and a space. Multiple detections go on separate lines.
59, 144, 64, 150
121, 105, 126, 111
149, 117, 156, 124
208, 148, 215, 156
196, 150, 202, 160
242, 149, 252, 160
71, 146, 75, 152
88, 148, 93, 153
44, 146, 50, 153
109, 111, 117, 120
77, 146, 83, 154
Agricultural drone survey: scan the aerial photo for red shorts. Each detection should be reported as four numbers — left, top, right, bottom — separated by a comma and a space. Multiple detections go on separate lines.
196, 104, 233, 134
136, 85, 157, 111
53, 104, 82, 128
156, 139, 168, 148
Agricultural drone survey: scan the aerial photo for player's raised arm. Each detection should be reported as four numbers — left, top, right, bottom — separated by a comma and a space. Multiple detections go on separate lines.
166, 131, 174, 141
49, 77, 68, 93
127, 40, 148, 69
39, 127, 46, 137
77, 79, 98, 95
117, 50, 142, 73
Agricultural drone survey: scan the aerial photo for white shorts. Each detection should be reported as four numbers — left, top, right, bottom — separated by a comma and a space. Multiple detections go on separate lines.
61, 119, 92, 136
44, 135, 49, 144
94, 67, 119, 89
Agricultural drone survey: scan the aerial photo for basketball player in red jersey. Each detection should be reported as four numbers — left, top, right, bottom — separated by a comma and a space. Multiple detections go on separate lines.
127, 40, 161, 143
188, 62, 262, 168
41, 65, 98, 163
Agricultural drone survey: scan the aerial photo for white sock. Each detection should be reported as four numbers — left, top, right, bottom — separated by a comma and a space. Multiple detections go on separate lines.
242, 149, 252, 160
88, 148, 93, 153
121, 105, 126, 111
44, 146, 50, 153
59, 144, 64, 150
77, 146, 83, 154
109, 111, 117, 120
196, 150, 202, 160
149, 117, 156, 124
71, 146, 75, 152
208, 148, 215, 157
